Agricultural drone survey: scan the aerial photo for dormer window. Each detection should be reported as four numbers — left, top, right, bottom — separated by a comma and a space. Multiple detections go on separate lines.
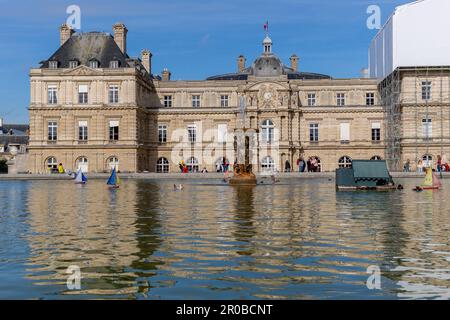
110, 60, 119, 69
69, 60, 78, 68
89, 60, 99, 69
49, 61, 58, 69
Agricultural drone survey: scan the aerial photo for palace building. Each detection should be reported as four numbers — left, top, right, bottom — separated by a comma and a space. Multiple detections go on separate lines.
28, 18, 450, 173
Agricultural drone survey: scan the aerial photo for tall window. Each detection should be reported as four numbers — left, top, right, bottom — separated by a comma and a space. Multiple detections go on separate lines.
371, 123, 381, 141
163, 95, 172, 107
156, 157, 169, 173
337, 93, 345, 106
78, 121, 88, 141
109, 120, 119, 141
366, 92, 375, 106
158, 125, 167, 143
48, 86, 58, 104
109, 85, 119, 104
261, 156, 275, 172
340, 123, 350, 142
261, 119, 274, 143
78, 85, 88, 104
422, 81, 432, 101
339, 156, 352, 168
188, 125, 197, 143
48, 121, 57, 141
186, 157, 199, 172
217, 124, 227, 143
309, 123, 319, 142
307, 93, 316, 106
192, 95, 201, 107
220, 95, 229, 107
422, 118, 432, 138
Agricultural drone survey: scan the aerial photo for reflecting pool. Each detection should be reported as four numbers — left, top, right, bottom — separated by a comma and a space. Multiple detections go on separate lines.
0, 178, 449, 299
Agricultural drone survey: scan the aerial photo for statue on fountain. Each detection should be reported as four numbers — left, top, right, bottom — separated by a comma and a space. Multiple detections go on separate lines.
229, 95, 257, 186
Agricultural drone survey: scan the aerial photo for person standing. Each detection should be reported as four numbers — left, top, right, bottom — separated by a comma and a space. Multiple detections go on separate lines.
285, 160, 291, 172
417, 159, 423, 173
403, 159, 410, 172
437, 155, 442, 172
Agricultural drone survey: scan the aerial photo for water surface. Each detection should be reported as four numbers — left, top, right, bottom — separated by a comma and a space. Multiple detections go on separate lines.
0, 178, 449, 299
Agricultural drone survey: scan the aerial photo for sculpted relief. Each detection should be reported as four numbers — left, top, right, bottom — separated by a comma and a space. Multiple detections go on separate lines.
257, 84, 280, 108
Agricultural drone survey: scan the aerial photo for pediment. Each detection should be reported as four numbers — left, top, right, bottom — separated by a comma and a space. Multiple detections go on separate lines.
62, 65, 103, 76
245, 81, 289, 91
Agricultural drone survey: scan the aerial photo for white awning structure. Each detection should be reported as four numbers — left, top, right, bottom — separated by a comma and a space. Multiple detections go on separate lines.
369, 0, 450, 80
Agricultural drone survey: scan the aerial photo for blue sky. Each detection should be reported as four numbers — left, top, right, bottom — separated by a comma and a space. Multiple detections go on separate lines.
0, 0, 410, 123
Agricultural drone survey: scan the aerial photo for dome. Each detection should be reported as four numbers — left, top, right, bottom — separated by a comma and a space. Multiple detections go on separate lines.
251, 54, 283, 77
263, 36, 272, 44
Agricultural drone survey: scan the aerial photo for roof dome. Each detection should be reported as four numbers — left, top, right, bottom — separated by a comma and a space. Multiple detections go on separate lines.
263, 36, 272, 44
252, 54, 283, 77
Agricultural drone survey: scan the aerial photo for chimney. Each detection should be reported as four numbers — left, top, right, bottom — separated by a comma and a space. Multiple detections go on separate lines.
161, 68, 171, 81
113, 23, 128, 54
0, 117, 3, 128
290, 54, 299, 71
141, 49, 152, 74
60, 23, 74, 46
237, 55, 246, 72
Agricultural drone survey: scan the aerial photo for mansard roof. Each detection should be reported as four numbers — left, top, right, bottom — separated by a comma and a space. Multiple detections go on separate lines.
40, 32, 132, 69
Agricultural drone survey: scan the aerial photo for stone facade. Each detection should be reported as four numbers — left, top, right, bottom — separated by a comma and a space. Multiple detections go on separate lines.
28, 23, 450, 174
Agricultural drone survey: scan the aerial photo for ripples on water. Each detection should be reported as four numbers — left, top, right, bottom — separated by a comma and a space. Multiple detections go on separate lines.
0, 178, 449, 299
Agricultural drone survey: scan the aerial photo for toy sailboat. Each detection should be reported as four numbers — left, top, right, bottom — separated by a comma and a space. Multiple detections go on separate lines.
107, 168, 120, 189
74, 169, 87, 184
415, 167, 441, 191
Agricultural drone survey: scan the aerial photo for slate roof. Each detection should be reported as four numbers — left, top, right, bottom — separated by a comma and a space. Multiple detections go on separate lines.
0, 124, 29, 146
207, 53, 331, 81
40, 32, 132, 69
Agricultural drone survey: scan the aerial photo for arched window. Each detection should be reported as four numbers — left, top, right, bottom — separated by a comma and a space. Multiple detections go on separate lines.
186, 157, 199, 173
107, 157, 119, 171
156, 157, 169, 173
308, 156, 321, 172
339, 156, 352, 168
371, 155, 382, 160
422, 154, 433, 168
261, 156, 275, 172
261, 119, 274, 143
76, 156, 89, 173
46, 157, 57, 171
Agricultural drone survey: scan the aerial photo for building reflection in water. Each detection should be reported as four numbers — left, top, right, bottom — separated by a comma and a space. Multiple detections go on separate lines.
231, 186, 256, 256
25, 179, 162, 298
12, 178, 450, 299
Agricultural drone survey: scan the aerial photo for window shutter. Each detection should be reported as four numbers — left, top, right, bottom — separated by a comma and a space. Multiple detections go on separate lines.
340, 123, 350, 141
78, 121, 88, 127
109, 120, 119, 127
372, 122, 381, 129
218, 124, 227, 143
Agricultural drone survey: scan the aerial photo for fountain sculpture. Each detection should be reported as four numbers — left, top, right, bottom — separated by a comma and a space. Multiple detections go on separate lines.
229, 95, 257, 185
